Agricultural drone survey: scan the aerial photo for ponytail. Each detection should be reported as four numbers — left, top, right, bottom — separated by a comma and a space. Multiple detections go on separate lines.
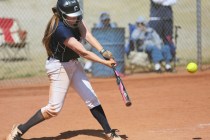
42, 10, 60, 57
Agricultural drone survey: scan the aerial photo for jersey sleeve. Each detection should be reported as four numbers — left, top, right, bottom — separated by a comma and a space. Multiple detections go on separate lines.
55, 25, 74, 44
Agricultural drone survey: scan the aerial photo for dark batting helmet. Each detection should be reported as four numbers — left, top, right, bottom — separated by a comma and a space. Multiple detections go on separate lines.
56, 0, 83, 27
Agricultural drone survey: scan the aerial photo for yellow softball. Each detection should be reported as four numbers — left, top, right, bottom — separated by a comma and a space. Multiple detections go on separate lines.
186, 62, 198, 73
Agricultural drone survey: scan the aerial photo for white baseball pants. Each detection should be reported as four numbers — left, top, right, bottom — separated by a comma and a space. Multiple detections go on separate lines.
41, 58, 100, 119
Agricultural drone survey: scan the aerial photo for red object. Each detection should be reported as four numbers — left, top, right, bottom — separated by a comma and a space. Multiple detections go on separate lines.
0, 18, 15, 43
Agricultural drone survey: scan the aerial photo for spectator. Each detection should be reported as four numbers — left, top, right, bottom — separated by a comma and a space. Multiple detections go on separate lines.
149, 0, 177, 57
84, 12, 117, 73
131, 16, 173, 72
95, 12, 117, 28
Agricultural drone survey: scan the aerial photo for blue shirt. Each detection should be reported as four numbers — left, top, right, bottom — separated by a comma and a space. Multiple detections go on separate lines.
50, 20, 80, 62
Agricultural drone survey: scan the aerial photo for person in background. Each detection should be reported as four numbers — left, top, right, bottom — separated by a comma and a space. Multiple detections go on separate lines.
95, 12, 117, 28
149, 0, 177, 60
131, 16, 172, 72
6, 0, 124, 140
84, 12, 117, 73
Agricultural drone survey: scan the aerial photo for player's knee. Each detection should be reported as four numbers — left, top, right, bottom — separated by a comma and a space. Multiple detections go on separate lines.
86, 97, 100, 109
41, 104, 62, 119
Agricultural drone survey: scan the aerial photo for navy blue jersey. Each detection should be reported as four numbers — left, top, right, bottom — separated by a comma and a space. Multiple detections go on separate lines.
50, 20, 80, 62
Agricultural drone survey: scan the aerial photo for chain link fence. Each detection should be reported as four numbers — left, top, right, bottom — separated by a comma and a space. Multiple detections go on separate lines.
0, 0, 209, 87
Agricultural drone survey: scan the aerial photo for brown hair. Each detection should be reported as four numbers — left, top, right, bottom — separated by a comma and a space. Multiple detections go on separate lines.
42, 8, 60, 57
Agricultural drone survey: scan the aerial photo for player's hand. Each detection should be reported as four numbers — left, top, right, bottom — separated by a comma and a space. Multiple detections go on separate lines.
100, 49, 113, 60
105, 58, 116, 68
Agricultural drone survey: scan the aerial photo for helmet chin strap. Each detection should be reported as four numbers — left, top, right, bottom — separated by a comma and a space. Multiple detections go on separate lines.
63, 19, 77, 28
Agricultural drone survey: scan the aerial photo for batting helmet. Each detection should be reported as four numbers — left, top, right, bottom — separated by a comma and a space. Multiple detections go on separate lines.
56, 0, 83, 27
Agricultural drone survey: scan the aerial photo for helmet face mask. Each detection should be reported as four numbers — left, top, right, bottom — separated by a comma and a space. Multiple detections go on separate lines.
62, 14, 83, 28
57, 0, 83, 28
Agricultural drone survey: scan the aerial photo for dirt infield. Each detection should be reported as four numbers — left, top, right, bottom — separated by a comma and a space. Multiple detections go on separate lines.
1, 70, 210, 140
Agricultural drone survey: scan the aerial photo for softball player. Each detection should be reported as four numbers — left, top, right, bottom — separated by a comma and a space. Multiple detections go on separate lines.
7, 0, 124, 140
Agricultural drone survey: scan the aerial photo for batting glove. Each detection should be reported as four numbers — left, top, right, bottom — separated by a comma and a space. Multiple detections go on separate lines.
100, 49, 113, 60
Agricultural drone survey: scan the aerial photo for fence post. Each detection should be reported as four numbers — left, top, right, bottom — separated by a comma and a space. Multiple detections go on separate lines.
196, 0, 202, 70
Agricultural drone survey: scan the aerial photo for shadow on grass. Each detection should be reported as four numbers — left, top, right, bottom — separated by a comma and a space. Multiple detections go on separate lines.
22, 129, 128, 140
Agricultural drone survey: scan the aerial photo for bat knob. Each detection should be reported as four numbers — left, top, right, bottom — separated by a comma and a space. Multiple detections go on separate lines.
126, 102, 132, 107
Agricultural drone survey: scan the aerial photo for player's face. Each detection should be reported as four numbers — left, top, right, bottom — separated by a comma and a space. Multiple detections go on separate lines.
63, 15, 83, 26
65, 16, 78, 24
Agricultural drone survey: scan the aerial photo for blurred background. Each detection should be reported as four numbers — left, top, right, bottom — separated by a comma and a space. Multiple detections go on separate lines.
0, 0, 209, 87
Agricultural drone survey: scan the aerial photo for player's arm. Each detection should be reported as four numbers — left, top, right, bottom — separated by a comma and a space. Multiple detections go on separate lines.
63, 37, 116, 68
78, 20, 103, 52
78, 20, 113, 60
